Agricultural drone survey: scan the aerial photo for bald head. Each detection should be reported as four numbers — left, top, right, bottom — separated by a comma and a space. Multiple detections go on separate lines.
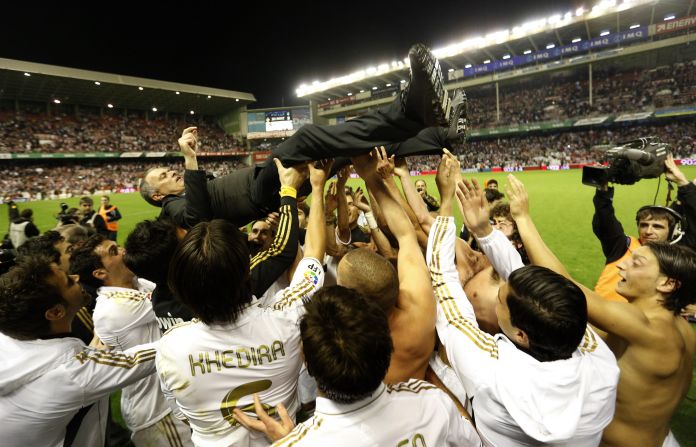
337, 248, 399, 314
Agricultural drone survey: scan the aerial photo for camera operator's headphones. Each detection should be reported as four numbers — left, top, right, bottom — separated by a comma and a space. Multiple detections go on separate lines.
635, 205, 685, 244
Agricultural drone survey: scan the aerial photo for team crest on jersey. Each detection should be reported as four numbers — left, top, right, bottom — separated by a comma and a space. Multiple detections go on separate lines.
304, 269, 319, 285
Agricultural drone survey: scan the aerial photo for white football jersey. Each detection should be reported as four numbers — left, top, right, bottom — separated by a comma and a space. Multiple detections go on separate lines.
0, 333, 157, 447
157, 257, 324, 447
94, 285, 171, 432
428, 218, 619, 447
272, 380, 481, 447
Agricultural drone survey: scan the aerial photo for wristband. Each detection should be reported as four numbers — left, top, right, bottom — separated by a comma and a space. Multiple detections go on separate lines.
364, 211, 379, 230
280, 186, 297, 198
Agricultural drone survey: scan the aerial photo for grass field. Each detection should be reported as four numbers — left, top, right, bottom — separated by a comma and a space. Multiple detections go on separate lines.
2, 167, 695, 443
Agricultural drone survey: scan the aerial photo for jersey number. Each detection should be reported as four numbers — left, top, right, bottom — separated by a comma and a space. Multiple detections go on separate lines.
220, 379, 273, 427
396, 433, 427, 447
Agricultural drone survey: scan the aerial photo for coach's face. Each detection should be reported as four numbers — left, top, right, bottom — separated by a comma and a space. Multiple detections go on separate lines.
146, 168, 185, 200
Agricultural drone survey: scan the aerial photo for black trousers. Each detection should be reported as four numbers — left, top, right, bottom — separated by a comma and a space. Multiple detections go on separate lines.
249, 98, 448, 215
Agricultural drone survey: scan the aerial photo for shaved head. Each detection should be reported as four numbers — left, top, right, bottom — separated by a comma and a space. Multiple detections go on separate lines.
337, 248, 399, 314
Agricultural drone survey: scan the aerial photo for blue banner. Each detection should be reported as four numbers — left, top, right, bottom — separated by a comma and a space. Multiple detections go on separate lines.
461, 27, 648, 78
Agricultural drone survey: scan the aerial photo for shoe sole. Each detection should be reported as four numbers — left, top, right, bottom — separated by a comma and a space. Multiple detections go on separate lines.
409, 44, 450, 126
446, 91, 469, 141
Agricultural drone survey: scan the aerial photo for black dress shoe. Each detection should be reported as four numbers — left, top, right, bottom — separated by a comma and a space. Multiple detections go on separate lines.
445, 89, 468, 144
402, 44, 449, 127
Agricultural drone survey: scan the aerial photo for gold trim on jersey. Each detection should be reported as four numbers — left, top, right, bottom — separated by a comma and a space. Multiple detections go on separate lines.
162, 319, 198, 337
74, 347, 156, 368
579, 328, 598, 354
272, 279, 316, 310
387, 379, 437, 394
430, 218, 499, 359
273, 416, 323, 447
102, 289, 148, 302
250, 203, 293, 270
75, 307, 94, 332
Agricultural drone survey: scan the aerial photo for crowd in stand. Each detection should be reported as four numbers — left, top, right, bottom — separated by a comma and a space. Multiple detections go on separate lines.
0, 111, 245, 154
462, 60, 696, 127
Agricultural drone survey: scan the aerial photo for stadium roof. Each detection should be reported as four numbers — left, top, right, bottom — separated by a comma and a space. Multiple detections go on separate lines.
296, 0, 691, 101
0, 58, 256, 116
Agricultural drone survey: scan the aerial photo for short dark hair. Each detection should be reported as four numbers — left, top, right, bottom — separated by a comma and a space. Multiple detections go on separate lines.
507, 265, 587, 362
20, 209, 33, 219
485, 188, 504, 204
301, 286, 393, 404
68, 234, 107, 290
338, 248, 399, 314
636, 206, 678, 238
124, 219, 179, 285
168, 220, 253, 324
16, 231, 63, 263
645, 242, 696, 314
139, 169, 163, 207
486, 179, 499, 187
79, 196, 93, 206
0, 256, 66, 339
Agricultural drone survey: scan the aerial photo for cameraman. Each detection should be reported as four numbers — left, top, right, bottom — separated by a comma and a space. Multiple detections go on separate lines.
593, 154, 696, 302
9, 208, 39, 249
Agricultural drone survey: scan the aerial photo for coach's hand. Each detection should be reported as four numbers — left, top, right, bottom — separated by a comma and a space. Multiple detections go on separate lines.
233, 394, 295, 442
274, 158, 308, 191
178, 127, 199, 170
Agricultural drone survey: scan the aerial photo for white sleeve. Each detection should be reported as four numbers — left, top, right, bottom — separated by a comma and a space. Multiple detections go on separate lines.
271, 257, 325, 312
156, 338, 188, 421
71, 342, 158, 405
427, 216, 499, 396
93, 291, 159, 351
476, 229, 524, 281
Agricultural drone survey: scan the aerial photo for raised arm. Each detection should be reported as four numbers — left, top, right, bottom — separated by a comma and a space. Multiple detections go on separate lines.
171, 127, 214, 227
427, 157, 498, 391
353, 148, 434, 315
394, 157, 434, 230
249, 159, 305, 297
353, 186, 396, 259
455, 178, 523, 280
506, 174, 653, 345
335, 167, 351, 244
592, 183, 629, 263
270, 160, 332, 312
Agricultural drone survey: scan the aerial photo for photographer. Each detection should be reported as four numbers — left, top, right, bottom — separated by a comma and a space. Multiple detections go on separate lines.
9, 208, 39, 249
592, 154, 696, 302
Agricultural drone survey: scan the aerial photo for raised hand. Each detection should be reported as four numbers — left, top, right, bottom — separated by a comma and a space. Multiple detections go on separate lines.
264, 212, 280, 231
336, 166, 350, 186
505, 174, 530, 220
351, 149, 380, 183
232, 394, 295, 443
435, 148, 461, 202
664, 153, 689, 186
456, 178, 492, 238
325, 181, 339, 214
309, 159, 334, 189
354, 187, 372, 213
393, 157, 410, 178
374, 146, 396, 180
178, 127, 198, 157
273, 158, 309, 190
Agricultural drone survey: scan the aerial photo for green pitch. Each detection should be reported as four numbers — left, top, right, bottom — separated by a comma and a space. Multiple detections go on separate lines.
2, 167, 695, 444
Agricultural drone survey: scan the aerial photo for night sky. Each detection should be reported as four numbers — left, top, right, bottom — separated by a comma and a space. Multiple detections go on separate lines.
2, 1, 578, 107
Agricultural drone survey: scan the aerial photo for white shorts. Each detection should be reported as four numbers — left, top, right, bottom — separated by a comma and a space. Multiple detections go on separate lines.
131, 413, 193, 447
